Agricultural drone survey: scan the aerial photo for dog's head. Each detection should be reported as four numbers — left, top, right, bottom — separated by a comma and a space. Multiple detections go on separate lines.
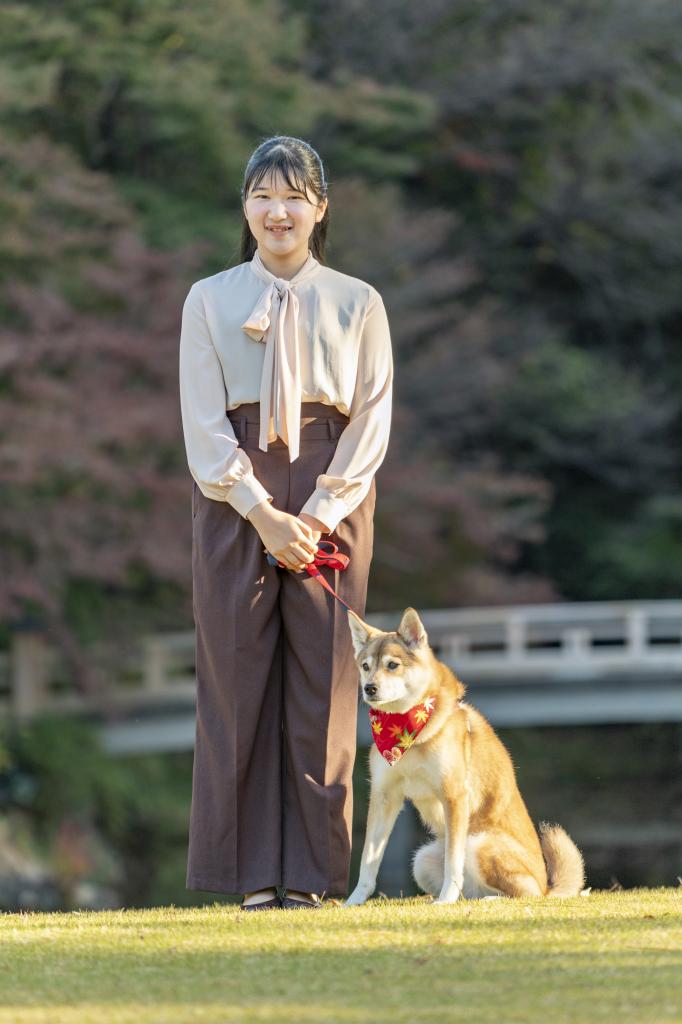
347, 606, 439, 713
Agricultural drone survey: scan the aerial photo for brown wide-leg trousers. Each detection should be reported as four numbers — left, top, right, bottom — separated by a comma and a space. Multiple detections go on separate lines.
185, 401, 376, 899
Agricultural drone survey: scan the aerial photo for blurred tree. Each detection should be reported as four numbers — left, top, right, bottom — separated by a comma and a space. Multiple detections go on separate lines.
1, 0, 680, 681
0, 135, 203, 694
0, 0, 567, 671
0, 0, 433, 252
297, 0, 682, 598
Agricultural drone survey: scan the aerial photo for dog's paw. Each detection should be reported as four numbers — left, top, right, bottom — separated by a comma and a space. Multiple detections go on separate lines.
433, 893, 462, 905
344, 889, 370, 906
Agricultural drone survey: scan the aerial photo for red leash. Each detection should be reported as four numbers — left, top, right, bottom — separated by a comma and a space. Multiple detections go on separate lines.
265, 540, 354, 612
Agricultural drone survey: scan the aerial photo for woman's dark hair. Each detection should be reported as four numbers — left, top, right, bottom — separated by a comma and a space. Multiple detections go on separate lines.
236, 136, 329, 265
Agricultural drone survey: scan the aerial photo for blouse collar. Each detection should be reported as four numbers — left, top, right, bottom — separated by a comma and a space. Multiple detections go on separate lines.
247, 246, 320, 291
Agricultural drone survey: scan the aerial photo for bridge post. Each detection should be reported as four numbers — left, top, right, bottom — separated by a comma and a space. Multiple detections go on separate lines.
506, 614, 526, 663
142, 638, 167, 693
11, 632, 51, 719
626, 609, 647, 657
562, 628, 591, 661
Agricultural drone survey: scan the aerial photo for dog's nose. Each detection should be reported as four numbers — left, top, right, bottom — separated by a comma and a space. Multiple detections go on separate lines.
364, 684, 377, 698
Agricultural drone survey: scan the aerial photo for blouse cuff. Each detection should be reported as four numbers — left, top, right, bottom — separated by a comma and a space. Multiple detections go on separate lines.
298, 489, 350, 534
228, 475, 274, 520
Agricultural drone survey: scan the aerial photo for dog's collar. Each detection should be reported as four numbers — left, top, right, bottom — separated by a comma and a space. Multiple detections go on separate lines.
368, 696, 437, 766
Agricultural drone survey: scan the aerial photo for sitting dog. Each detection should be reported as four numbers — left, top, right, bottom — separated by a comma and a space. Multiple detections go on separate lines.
345, 607, 585, 904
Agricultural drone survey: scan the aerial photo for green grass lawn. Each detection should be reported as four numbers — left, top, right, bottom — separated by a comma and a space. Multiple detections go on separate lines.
1, 888, 680, 1023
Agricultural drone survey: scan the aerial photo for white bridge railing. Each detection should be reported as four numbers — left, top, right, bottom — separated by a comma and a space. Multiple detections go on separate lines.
371, 600, 682, 680
2, 601, 681, 743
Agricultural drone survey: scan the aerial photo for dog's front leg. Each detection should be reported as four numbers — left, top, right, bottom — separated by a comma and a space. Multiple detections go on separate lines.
434, 793, 468, 904
345, 786, 404, 906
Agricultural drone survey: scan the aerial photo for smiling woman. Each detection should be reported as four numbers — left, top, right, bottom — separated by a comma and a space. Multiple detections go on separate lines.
179, 134, 393, 913
241, 159, 328, 281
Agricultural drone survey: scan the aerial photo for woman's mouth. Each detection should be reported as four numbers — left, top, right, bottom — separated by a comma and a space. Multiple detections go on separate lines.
267, 226, 292, 234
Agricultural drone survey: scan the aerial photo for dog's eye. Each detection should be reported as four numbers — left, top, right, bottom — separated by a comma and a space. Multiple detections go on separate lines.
361, 662, 370, 672
387, 661, 399, 670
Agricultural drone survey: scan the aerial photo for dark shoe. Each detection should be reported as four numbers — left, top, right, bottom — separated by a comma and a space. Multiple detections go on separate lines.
281, 892, 323, 909
240, 894, 282, 911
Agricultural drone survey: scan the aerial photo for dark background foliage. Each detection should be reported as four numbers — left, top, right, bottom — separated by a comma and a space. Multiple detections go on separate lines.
0, 0, 680, 904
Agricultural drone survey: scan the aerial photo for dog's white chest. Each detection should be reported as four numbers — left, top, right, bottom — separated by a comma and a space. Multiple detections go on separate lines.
398, 761, 438, 801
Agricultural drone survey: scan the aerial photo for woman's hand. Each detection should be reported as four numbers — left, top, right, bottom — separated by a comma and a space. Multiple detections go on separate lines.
297, 512, 328, 539
246, 501, 320, 573
294, 513, 328, 567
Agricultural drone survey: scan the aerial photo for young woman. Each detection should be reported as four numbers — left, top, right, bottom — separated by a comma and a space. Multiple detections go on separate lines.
179, 136, 393, 910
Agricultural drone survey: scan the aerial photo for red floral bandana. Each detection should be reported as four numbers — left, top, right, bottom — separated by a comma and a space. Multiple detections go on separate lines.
368, 696, 437, 766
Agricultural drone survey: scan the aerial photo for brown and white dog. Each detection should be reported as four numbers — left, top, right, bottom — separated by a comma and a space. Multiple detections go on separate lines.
345, 607, 585, 905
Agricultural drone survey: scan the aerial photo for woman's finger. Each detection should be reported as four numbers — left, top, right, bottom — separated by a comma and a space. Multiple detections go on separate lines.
293, 543, 316, 562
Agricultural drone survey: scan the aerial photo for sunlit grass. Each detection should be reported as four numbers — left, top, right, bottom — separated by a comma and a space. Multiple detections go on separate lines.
1, 888, 680, 1023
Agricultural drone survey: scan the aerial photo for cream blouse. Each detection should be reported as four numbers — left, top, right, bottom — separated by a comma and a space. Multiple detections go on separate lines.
179, 247, 393, 533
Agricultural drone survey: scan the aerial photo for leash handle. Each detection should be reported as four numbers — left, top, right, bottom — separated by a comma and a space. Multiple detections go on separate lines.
265, 539, 349, 571
264, 540, 355, 613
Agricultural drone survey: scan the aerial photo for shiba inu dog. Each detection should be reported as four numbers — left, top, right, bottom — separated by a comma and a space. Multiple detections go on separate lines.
344, 607, 585, 905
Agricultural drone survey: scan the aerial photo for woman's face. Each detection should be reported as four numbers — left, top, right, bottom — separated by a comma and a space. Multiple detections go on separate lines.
243, 170, 327, 263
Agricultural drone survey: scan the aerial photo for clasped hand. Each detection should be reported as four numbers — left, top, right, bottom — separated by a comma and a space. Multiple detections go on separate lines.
247, 503, 327, 573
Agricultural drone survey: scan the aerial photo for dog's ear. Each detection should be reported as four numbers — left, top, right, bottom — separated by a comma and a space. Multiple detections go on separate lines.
346, 609, 382, 655
397, 607, 428, 649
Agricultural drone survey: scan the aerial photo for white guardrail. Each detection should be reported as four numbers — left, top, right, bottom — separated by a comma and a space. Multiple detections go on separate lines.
1, 602, 682, 746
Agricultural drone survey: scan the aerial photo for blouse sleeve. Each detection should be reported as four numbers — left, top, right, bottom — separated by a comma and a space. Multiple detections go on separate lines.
298, 288, 394, 533
179, 282, 274, 519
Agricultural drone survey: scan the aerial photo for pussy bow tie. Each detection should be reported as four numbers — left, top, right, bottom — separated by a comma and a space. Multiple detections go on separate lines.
241, 247, 321, 462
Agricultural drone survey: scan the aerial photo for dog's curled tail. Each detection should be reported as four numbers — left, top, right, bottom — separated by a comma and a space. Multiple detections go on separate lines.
539, 821, 585, 897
